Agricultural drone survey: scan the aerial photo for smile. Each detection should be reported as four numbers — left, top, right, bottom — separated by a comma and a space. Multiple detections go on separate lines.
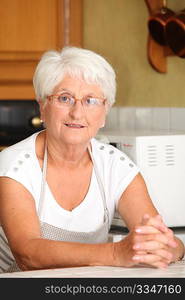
64, 123, 85, 128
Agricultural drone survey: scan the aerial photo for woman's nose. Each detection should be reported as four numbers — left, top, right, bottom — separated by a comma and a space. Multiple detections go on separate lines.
69, 100, 85, 119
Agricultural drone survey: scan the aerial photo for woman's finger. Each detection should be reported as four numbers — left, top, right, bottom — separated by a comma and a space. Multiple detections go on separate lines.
135, 229, 177, 247
135, 225, 161, 234
151, 248, 173, 263
132, 253, 169, 269
135, 226, 177, 248
133, 240, 165, 251
141, 214, 168, 233
133, 247, 173, 263
135, 232, 168, 243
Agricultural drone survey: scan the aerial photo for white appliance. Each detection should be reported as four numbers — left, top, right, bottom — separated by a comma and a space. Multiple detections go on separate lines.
97, 129, 185, 229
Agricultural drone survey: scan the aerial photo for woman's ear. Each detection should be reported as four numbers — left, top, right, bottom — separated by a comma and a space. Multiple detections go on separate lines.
38, 99, 45, 122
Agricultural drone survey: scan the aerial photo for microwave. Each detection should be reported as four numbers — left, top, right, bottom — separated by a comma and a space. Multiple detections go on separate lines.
97, 129, 185, 228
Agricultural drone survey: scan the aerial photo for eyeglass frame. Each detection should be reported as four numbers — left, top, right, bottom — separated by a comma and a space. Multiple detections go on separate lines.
46, 92, 107, 109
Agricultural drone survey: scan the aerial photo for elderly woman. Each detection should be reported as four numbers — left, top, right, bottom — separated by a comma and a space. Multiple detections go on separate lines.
0, 47, 184, 273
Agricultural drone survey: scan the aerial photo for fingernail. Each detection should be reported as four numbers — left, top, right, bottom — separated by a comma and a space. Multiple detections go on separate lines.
133, 244, 140, 249
135, 228, 142, 233
132, 255, 140, 260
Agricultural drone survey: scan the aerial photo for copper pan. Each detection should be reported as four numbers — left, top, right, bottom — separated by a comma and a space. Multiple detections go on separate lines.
148, 0, 175, 46
166, 9, 185, 58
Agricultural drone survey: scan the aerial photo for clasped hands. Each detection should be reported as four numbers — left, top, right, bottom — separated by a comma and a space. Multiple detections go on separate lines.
114, 214, 177, 269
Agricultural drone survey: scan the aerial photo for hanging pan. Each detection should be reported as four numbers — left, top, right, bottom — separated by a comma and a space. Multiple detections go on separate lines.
166, 9, 185, 58
148, 0, 174, 46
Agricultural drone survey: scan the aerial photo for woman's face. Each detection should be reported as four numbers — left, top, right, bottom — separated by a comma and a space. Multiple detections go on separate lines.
40, 75, 108, 146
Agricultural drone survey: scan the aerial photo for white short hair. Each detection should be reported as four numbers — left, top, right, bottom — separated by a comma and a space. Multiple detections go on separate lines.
33, 46, 116, 106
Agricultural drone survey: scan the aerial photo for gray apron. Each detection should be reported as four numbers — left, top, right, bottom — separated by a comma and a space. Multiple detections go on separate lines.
4, 143, 110, 273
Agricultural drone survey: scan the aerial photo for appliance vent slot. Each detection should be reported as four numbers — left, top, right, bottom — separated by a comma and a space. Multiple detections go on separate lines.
147, 145, 158, 166
165, 144, 175, 166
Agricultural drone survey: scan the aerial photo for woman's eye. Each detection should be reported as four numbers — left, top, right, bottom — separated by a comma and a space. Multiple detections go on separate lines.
86, 97, 99, 105
58, 95, 70, 103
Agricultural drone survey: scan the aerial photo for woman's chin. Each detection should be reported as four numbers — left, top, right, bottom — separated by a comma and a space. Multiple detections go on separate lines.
61, 133, 91, 145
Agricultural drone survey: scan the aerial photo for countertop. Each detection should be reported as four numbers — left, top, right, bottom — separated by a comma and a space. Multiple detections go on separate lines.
0, 260, 184, 278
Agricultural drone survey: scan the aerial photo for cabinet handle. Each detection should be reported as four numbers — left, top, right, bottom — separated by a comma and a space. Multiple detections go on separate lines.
31, 116, 42, 128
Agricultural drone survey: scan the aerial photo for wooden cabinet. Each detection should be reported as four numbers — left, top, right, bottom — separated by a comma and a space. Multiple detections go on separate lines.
0, 0, 83, 99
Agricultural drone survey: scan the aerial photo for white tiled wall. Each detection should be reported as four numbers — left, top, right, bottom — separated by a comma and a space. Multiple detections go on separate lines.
170, 108, 185, 131
103, 106, 185, 132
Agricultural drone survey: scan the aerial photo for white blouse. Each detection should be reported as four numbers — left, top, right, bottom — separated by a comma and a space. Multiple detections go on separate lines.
0, 132, 139, 232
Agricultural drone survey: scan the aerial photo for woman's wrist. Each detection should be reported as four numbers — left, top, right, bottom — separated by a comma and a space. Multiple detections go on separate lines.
86, 242, 115, 267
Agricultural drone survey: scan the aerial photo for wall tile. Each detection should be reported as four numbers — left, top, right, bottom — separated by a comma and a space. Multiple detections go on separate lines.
151, 107, 170, 131
118, 107, 136, 130
170, 108, 185, 131
135, 107, 152, 131
104, 106, 119, 130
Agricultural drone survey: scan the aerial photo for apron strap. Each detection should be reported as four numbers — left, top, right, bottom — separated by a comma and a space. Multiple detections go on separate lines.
88, 145, 109, 225
37, 144, 47, 218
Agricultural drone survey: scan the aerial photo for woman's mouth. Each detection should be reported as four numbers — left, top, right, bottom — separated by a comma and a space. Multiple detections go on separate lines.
65, 123, 85, 128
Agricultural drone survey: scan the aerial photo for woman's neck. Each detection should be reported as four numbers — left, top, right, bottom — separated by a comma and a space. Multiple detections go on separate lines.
44, 131, 91, 169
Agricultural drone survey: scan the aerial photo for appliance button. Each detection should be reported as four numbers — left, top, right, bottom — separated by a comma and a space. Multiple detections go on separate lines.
100, 146, 105, 150
129, 163, 134, 168
109, 150, 114, 154
18, 160, 23, 165
13, 167, 18, 172
25, 154, 30, 158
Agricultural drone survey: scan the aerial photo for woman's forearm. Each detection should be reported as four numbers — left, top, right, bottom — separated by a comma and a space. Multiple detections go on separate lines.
14, 238, 115, 271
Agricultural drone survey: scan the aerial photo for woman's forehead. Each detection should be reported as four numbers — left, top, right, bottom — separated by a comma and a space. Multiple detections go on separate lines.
53, 74, 104, 95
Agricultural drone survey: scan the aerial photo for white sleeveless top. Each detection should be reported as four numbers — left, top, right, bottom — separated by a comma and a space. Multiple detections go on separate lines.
0, 131, 139, 273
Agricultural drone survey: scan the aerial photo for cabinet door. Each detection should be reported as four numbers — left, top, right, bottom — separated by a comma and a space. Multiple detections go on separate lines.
0, 0, 82, 100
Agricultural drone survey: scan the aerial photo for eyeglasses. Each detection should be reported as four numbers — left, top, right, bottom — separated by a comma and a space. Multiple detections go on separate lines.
47, 92, 106, 110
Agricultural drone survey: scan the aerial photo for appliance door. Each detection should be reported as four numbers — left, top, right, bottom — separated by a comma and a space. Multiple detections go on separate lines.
0, 100, 43, 146
122, 135, 185, 228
